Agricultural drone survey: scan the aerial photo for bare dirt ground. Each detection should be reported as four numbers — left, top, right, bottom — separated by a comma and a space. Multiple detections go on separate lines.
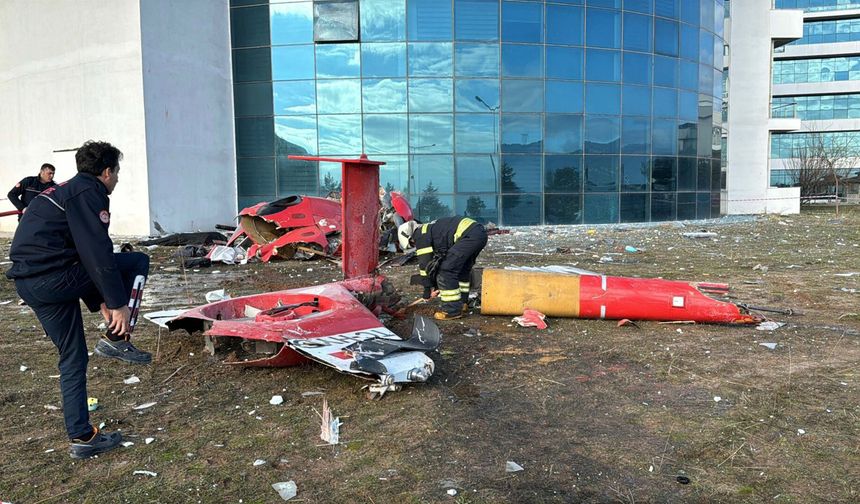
1, 207, 858, 503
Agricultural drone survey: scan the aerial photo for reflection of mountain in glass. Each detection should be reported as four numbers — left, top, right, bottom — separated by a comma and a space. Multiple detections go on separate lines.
276, 135, 316, 194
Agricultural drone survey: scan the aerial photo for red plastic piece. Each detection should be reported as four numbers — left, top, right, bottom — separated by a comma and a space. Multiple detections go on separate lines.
390, 191, 413, 222
0, 209, 21, 218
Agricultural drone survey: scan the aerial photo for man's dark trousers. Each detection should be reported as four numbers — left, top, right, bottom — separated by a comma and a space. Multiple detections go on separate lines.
436, 225, 488, 314
14, 252, 149, 440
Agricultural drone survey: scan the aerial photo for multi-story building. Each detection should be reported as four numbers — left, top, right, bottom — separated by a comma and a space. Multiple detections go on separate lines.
1, 0, 728, 234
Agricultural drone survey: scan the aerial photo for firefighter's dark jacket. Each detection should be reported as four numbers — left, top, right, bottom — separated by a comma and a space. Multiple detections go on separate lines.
7, 176, 56, 212
6, 173, 127, 309
413, 216, 478, 288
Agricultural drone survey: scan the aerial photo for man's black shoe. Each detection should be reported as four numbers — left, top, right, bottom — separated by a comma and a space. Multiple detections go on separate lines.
94, 337, 152, 364
69, 427, 122, 459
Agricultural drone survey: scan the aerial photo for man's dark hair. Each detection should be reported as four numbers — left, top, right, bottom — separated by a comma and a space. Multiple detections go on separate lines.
40, 163, 55, 172
75, 140, 123, 176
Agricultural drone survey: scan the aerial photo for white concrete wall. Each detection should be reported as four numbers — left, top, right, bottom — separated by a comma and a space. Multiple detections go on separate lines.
0, 0, 150, 235
140, 0, 237, 233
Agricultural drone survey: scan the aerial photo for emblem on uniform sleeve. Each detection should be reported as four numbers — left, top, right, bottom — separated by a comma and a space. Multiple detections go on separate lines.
99, 210, 110, 224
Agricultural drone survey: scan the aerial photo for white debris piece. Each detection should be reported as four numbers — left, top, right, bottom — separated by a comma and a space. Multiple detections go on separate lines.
0, 300, 12, 305
133, 470, 158, 477
446, 489, 458, 496
756, 321, 785, 331
205, 288, 231, 303
44, 449, 55, 453
124, 375, 141, 385
682, 231, 718, 239
44, 404, 59, 411
759, 342, 778, 350
269, 395, 284, 406
797, 429, 806, 435
506, 461, 524, 473
122, 441, 135, 448
834, 272, 860, 277
244, 305, 263, 318
319, 399, 341, 445
145, 437, 155, 445
133, 401, 157, 411
142, 309, 186, 328
301, 391, 324, 397
253, 459, 267, 466
19, 365, 28, 372
713, 396, 722, 402
272, 481, 297, 501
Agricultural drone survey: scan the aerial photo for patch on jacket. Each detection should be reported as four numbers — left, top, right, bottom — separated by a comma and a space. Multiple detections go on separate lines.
99, 210, 110, 224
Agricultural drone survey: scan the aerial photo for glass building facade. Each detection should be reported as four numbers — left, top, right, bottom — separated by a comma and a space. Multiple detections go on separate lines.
230, 0, 726, 225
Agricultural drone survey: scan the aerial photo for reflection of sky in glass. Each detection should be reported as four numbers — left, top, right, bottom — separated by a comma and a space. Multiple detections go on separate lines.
361, 0, 406, 41
455, 79, 499, 112
584, 115, 620, 154
408, 43, 453, 77
503, 80, 543, 112
318, 114, 362, 155
407, 0, 452, 41
411, 154, 454, 193
455, 0, 499, 41
380, 155, 409, 193
502, 44, 543, 78
546, 81, 583, 113
455, 114, 497, 153
362, 79, 407, 112
408, 79, 453, 112
409, 115, 453, 153
455, 43, 499, 77
362, 43, 407, 77
319, 161, 341, 195
316, 80, 361, 113
275, 116, 318, 155
316, 44, 360, 78
273, 81, 316, 115
272, 45, 315, 80
545, 115, 583, 154
363, 114, 408, 154
456, 155, 499, 192
501, 114, 542, 152
270, 3, 312, 45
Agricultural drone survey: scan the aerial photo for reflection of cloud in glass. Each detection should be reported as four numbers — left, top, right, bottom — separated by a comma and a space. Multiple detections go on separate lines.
455, 79, 499, 112
317, 80, 361, 113
360, 0, 406, 41
362, 79, 407, 113
456, 155, 498, 192
363, 114, 408, 154
318, 114, 362, 155
270, 3, 313, 45
316, 44, 360, 78
362, 43, 407, 77
275, 116, 317, 155
503, 80, 543, 112
379, 155, 409, 193
408, 79, 452, 112
411, 154, 454, 193
455, 115, 496, 153
272, 45, 315, 80
409, 115, 453, 153
455, 44, 499, 77
501, 115, 542, 152
273, 81, 316, 115
545, 115, 582, 154
408, 43, 453, 77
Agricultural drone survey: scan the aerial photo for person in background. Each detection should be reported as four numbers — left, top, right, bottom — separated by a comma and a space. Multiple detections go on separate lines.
7, 163, 57, 220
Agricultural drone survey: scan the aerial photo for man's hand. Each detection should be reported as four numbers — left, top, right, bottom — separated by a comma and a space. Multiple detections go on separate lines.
99, 303, 111, 323
107, 306, 131, 336
430, 289, 440, 298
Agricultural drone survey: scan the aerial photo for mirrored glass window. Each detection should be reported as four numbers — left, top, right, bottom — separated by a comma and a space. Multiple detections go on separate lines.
275, 116, 318, 156
411, 154, 454, 194
586, 8, 621, 49
679, 91, 697, 120
457, 194, 499, 223
623, 52, 651, 85
407, 0, 452, 41
620, 193, 649, 222
651, 192, 676, 221
278, 157, 317, 194
501, 114, 542, 153
316, 44, 360, 78
677, 157, 696, 191
680, 24, 698, 62
274, 81, 316, 115
270, 3, 313, 45
546, 81, 583, 113
546, 5, 583, 45
414, 192, 455, 221
654, 87, 678, 117
585, 155, 619, 192
546, 46, 583, 80
233, 48, 272, 83
408, 43, 453, 77
455, 79, 500, 112
502, 1, 543, 43
237, 157, 275, 196
625, 0, 652, 14
584, 193, 619, 223
362, 43, 407, 78
363, 114, 408, 154
653, 56, 678, 88
232, 5, 270, 48
585, 83, 620, 115
696, 191, 711, 219
622, 85, 650, 116
623, 13, 652, 52
680, 0, 699, 25
652, 156, 677, 191
679, 60, 698, 90
655, 0, 679, 18
409, 114, 454, 153
654, 19, 679, 57
677, 192, 696, 220
678, 121, 697, 156
501, 156, 541, 193
697, 158, 711, 191
503, 80, 543, 113
361, 0, 406, 41
457, 155, 500, 192
621, 155, 649, 191
319, 161, 342, 196
584, 115, 620, 154
544, 155, 582, 191
699, 30, 714, 67
652, 118, 678, 155
314, 0, 359, 42
455, 0, 499, 41
272, 45, 315, 80
316, 79, 361, 113
456, 114, 498, 153
235, 82, 274, 116
236, 117, 274, 156
455, 43, 499, 77
586, 49, 621, 82
362, 78, 407, 112
502, 44, 543, 78
621, 116, 650, 153
545, 193, 582, 224
545, 114, 583, 154
409, 79, 453, 112
317, 114, 362, 155
502, 194, 541, 225
589, 0, 620, 8
380, 155, 410, 193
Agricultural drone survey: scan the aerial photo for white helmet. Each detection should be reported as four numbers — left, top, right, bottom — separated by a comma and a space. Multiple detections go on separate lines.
397, 220, 420, 251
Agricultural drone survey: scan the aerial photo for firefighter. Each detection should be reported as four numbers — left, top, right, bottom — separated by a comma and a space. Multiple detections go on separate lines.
398, 216, 488, 320
6, 141, 151, 459
7, 163, 56, 220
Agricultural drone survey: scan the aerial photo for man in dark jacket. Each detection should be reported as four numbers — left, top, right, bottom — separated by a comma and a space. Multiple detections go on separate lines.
398, 216, 488, 320
7, 163, 56, 220
6, 141, 151, 459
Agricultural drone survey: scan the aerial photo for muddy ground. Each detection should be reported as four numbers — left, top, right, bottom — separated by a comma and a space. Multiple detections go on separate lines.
0, 207, 858, 503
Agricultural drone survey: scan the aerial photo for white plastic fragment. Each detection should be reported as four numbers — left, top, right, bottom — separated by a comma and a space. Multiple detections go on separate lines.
506, 461, 524, 472
145, 437, 155, 445
122, 441, 135, 447
713, 396, 722, 402
759, 342, 778, 350
269, 395, 284, 406
253, 459, 267, 466
271, 481, 297, 501
320, 399, 341, 445
44, 404, 59, 411
133, 401, 157, 410
19, 365, 28, 372
446, 489, 458, 496
756, 321, 785, 331
133, 470, 158, 477
124, 375, 141, 385
44, 449, 55, 453
205, 288, 230, 303
797, 429, 806, 435
301, 391, 324, 397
